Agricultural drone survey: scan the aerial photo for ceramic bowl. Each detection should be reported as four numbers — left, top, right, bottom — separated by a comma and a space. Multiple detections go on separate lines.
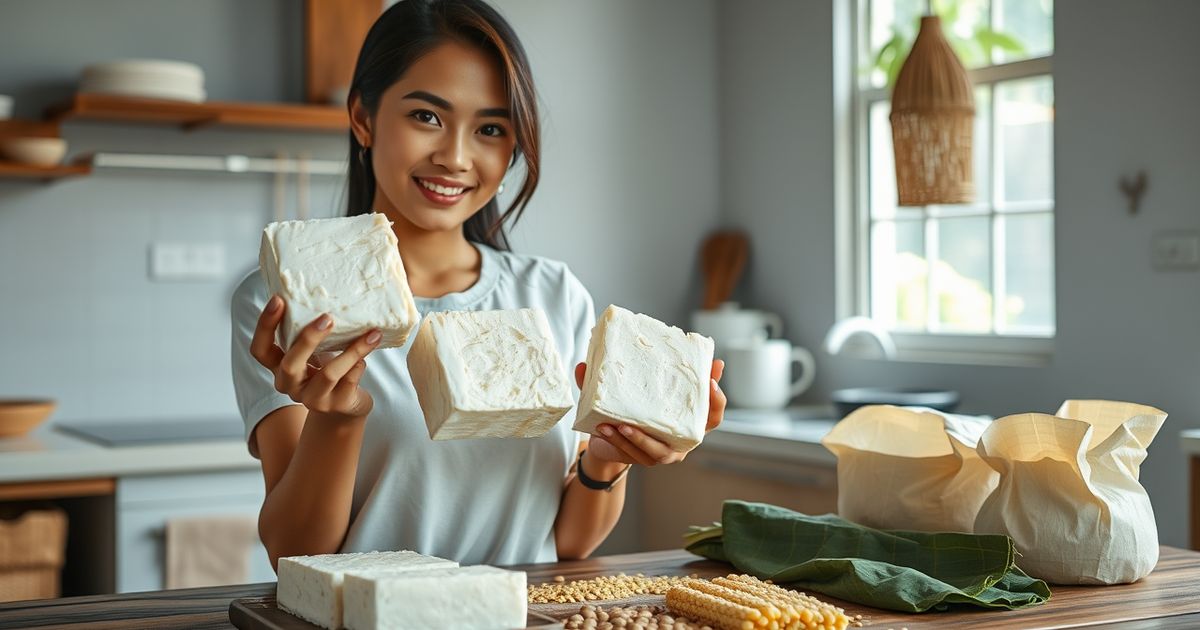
0, 137, 68, 166
0, 399, 56, 438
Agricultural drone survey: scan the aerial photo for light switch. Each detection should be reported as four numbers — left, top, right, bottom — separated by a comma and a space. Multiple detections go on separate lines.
1150, 231, 1200, 271
149, 242, 226, 280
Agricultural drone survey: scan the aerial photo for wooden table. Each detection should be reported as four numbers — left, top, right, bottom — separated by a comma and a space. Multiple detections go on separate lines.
3, 547, 1200, 629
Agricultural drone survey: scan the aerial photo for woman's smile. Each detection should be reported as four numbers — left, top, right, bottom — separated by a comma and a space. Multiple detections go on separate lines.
413, 176, 474, 207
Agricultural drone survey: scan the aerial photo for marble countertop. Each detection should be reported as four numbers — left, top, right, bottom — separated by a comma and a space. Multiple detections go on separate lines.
707, 405, 838, 465
0, 423, 257, 484
0, 406, 839, 485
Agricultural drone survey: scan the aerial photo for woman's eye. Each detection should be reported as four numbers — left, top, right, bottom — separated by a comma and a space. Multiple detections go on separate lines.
410, 110, 441, 126
479, 124, 506, 138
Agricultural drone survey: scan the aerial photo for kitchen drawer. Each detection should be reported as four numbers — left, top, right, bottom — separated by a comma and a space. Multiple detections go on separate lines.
117, 469, 263, 507
116, 471, 271, 593
640, 450, 837, 551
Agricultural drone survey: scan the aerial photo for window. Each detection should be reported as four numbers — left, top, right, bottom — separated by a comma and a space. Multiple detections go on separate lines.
848, 0, 1055, 364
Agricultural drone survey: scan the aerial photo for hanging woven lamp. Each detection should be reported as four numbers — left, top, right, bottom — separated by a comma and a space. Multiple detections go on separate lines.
890, 15, 975, 206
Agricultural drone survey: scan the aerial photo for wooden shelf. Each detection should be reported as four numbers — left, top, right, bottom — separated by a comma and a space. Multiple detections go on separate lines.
46, 93, 348, 133
0, 160, 92, 181
0, 119, 61, 139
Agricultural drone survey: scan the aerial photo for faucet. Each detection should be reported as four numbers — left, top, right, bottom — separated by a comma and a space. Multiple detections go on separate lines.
823, 316, 897, 359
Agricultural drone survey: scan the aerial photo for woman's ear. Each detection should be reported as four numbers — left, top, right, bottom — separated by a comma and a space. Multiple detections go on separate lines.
349, 92, 373, 147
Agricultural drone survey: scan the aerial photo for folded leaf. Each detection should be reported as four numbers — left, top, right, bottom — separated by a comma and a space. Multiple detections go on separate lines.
685, 501, 1051, 613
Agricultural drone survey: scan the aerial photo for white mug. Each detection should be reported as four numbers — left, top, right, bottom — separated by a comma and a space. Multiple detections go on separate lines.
721, 339, 816, 410
690, 302, 784, 359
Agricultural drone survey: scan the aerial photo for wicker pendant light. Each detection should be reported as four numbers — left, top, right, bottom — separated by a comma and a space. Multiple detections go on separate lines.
890, 15, 975, 206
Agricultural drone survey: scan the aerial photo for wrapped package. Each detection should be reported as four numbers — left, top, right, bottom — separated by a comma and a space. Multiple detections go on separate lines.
974, 400, 1167, 584
821, 405, 996, 533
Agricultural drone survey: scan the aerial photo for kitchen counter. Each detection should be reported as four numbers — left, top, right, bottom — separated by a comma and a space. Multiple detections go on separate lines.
708, 405, 838, 465
4, 547, 1200, 629
0, 424, 256, 484
0, 409, 830, 486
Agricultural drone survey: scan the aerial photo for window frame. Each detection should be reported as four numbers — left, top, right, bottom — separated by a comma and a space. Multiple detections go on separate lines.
836, 0, 1056, 367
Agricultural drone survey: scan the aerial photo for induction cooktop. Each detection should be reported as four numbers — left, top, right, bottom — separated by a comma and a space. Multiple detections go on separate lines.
56, 417, 245, 447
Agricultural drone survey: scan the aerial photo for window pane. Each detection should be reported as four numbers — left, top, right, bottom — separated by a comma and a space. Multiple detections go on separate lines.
871, 220, 926, 329
1001, 212, 1055, 333
997, 76, 1054, 205
869, 101, 898, 218
994, 0, 1054, 63
936, 0, 992, 69
867, 0, 924, 88
934, 216, 992, 331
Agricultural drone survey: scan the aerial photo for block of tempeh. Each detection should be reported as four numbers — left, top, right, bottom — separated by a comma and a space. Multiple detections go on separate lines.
667, 575, 849, 630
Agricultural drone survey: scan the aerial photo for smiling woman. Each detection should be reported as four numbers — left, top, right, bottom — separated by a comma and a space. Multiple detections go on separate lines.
346, 0, 539, 251
228, 0, 728, 572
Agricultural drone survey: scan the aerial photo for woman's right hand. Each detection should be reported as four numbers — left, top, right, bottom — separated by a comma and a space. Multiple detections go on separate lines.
249, 295, 382, 420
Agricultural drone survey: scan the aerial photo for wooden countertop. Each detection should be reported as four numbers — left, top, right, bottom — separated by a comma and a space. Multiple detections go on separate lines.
3, 547, 1200, 629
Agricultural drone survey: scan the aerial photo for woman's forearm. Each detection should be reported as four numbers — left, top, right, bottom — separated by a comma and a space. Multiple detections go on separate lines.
259, 412, 367, 568
554, 450, 629, 560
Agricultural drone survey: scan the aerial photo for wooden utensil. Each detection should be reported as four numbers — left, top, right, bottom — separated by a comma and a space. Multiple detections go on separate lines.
700, 231, 749, 309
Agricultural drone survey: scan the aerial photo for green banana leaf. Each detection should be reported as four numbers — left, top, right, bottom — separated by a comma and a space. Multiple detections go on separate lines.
684, 501, 1051, 613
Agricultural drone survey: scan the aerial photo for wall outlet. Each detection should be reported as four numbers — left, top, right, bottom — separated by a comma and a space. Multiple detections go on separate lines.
149, 242, 226, 280
1150, 231, 1200, 271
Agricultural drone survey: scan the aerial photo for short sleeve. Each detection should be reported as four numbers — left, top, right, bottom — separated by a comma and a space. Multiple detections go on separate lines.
230, 270, 301, 458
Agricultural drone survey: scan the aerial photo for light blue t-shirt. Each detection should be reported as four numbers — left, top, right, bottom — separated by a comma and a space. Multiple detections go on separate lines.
230, 242, 595, 565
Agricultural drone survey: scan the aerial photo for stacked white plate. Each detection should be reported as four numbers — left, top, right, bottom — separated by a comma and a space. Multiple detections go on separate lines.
79, 60, 206, 102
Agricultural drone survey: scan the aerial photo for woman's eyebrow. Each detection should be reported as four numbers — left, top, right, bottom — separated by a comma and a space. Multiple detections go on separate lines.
401, 90, 510, 119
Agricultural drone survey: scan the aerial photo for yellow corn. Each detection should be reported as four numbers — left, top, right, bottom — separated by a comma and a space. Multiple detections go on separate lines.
666, 580, 764, 630
712, 575, 849, 630
685, 578, 783, 626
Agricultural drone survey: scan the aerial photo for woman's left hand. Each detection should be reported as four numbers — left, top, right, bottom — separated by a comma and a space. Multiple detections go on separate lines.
575, 359, 727, 467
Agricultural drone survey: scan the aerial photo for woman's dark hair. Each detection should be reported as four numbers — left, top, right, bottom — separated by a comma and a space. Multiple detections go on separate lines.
346, 0, 540, 251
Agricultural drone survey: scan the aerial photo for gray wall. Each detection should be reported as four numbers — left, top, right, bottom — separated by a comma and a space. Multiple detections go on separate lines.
719, 0, 1200, 548
0, 1, 720, 553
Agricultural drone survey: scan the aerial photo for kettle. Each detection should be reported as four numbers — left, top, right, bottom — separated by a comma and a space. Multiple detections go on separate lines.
690, 302, 784, 359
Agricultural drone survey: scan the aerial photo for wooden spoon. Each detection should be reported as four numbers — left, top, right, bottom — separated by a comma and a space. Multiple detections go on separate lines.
700, 231, 750, 309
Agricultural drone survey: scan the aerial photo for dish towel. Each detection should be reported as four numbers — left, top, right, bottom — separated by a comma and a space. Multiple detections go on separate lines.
684, 500, 1051, 613
165, 514, 258, 589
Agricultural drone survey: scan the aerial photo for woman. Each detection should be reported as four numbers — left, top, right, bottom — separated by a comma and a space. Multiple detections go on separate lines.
231, 0, 726, 569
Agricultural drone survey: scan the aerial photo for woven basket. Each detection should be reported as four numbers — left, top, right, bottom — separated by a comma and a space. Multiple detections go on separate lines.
890, 16, 975, 206
0, 506, 67, 602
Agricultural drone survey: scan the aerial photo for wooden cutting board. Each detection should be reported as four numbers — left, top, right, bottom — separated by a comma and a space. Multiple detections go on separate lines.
228, 591, 565, 629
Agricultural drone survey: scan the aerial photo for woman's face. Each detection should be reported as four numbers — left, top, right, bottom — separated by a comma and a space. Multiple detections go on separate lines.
353, 41, 517, 234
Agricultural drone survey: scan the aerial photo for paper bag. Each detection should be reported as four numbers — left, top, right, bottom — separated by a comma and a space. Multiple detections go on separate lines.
821, 405, 997, 532
973, 400, 1167, 584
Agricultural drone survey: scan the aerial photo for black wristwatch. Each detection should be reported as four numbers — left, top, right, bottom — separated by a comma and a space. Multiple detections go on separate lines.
575, 449, 631, 492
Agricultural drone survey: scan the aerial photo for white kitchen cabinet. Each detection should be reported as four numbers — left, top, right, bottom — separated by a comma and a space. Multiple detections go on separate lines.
116, 469, 273, 593
639, 449, 838, 551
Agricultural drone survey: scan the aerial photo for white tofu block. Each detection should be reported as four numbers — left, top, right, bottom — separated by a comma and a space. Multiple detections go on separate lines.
343, 565, 527, 630
259, 213, 420, 353
407, 308, 573, 440
277, 550, 457, 630
574, 305, 715, 452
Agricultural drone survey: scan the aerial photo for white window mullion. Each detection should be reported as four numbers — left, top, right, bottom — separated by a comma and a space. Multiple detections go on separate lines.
924, 215, 939, 334
992, 213, 1007, 335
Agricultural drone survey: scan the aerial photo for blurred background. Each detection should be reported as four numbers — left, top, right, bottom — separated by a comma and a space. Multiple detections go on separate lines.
0, 0, 1197, 601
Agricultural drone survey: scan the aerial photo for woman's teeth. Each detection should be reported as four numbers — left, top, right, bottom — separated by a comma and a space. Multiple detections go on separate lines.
419, 179, 466, 196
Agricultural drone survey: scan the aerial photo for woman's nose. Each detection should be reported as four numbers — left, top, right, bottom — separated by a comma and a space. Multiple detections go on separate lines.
432, 129, 471, 172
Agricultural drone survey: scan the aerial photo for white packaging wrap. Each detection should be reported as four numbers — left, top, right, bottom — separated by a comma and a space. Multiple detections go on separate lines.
973, 400, 1167, 585
821, 404, 996, 533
